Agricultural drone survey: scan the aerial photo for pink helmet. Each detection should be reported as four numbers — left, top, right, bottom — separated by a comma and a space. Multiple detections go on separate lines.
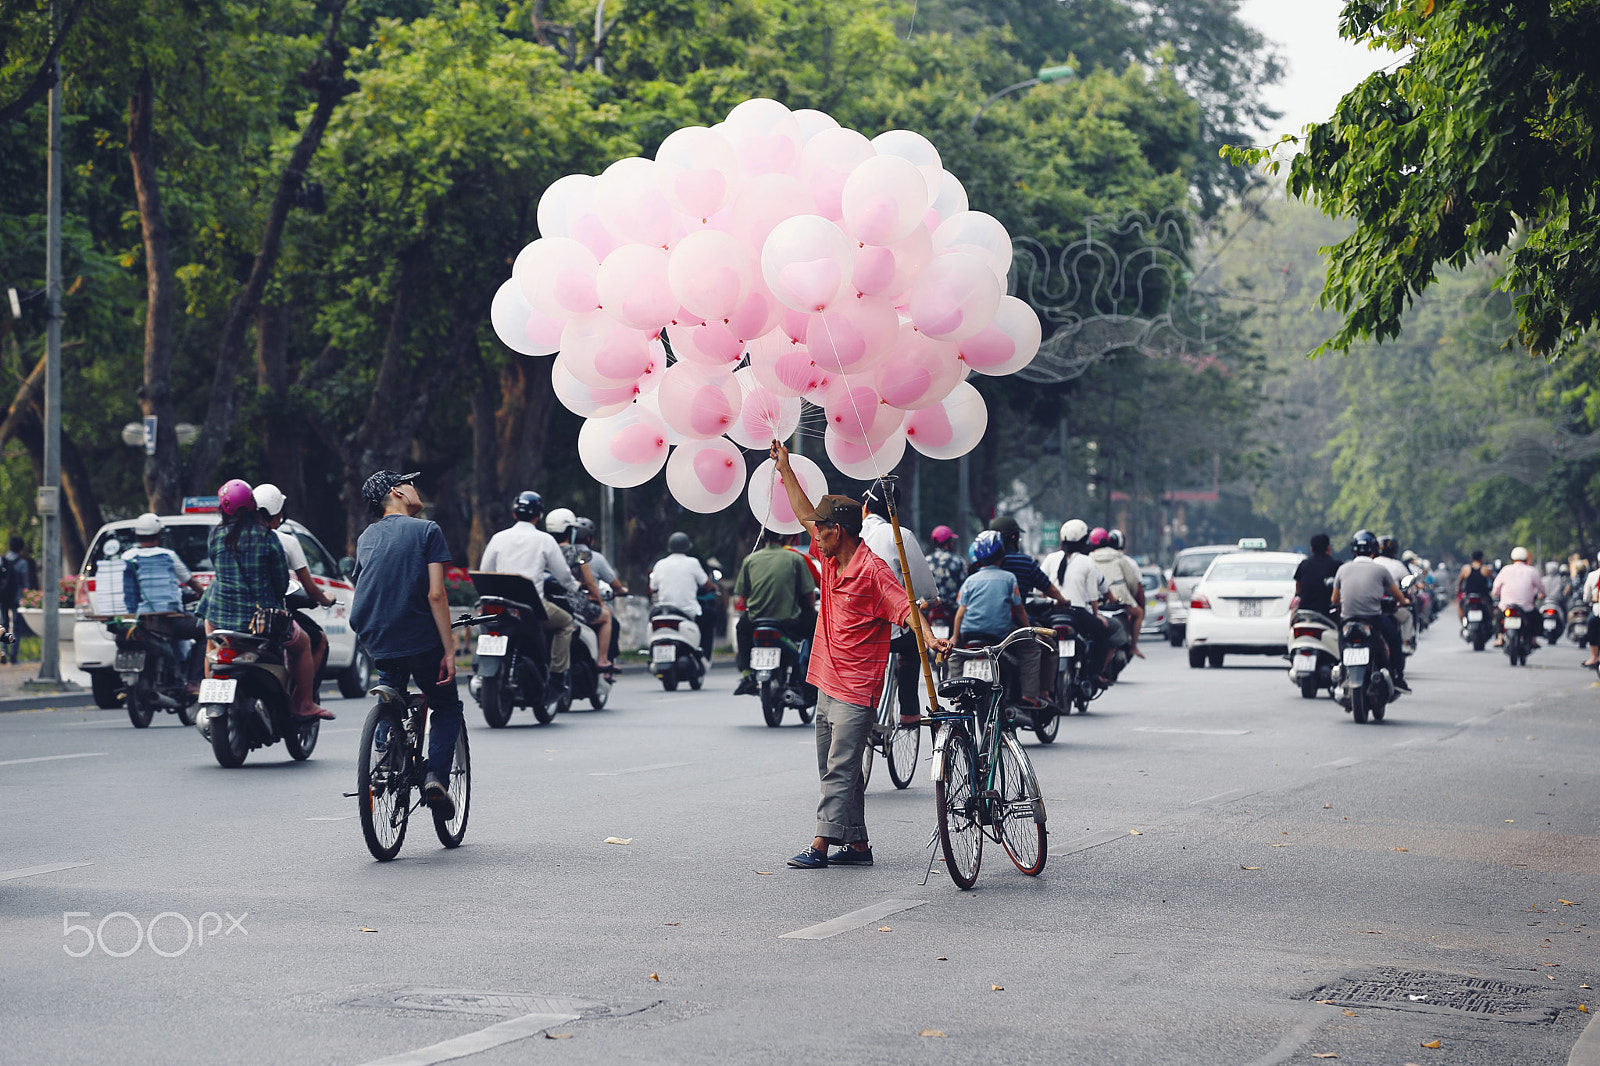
1088, 526, 1109, 547
930, 524, 957, 546
217, 478, 255, 516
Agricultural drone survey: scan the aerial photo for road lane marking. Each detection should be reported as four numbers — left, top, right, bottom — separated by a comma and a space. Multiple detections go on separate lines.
0, 862, 94, 882
1318, 756, 1361, 768
355, 1011, 582, 1066
1049, 829, 1131, 857
1133, 727, 1251, 736
779, 898, 927, 940
0, 752, 105, 767
588, 762, 690, 777
307, 815, 356, 822
1188, 788, 1246, 806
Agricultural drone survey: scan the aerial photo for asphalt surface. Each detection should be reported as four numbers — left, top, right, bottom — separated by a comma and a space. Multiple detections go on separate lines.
4, 623, 1599, 1065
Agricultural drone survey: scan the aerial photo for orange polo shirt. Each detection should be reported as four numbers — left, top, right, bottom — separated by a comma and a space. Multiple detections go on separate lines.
807, 537, 912, 706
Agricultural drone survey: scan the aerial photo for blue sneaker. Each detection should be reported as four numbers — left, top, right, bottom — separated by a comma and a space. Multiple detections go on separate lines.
786, 846, 829, 869
828, 845, 873, 866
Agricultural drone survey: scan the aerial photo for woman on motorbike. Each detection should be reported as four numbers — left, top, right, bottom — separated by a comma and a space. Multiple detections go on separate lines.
197, 479, 332, 720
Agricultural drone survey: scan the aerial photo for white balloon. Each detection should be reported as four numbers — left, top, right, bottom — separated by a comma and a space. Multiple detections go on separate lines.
576, 405, 671, 488
871, 129, 943, 207
904, 380, 987, 460
726, 366, 802, 450
929, 170, 969, 226
747, 454, 828, 536
665, 438, 748, 513
551, 353, 634, 418
491, 278, 558, 356
536, 173, 598, 239
824, 423, 907, 481
933, 211, 1014, 280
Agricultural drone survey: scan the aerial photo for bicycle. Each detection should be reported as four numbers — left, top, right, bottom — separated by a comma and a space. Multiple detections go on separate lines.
354, 613, 483, 862
860, 650, 920, 790
924, 627, 1051, 889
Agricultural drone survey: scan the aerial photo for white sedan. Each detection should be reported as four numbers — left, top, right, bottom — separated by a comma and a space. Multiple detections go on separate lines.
1184, 550, 1302, 668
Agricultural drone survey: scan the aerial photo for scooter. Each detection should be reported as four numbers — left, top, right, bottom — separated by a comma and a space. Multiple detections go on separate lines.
1502, 603, 1535, 666
1538, 596, 1565, 646
1333, 614, 1395, 724
1100, 601, 1134, 683
1287, 607, 1339, 699
543, 581, 611, 712
955, 625, 1062, 743
749, 618, 814, 727
107, 608, 202, 728
648, 605, 704, 691
465, 571, 556, 727
195, 591, 322, 767
1461, 591, 1493, 650
1567, 600, 1591, 646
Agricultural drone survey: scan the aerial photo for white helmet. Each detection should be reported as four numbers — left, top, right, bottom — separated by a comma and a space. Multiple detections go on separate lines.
545, 507, 576, 534
1060, 519, 1089, 544
133, 512, 162, 537
253, 483, 287, 517
1511, 546, 1529, 562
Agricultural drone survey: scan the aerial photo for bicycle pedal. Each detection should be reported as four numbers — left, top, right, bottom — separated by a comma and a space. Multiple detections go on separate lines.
342, 791, 360, 798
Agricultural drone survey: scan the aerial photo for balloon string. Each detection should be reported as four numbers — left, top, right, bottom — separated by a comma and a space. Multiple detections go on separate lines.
815, 309, 891, 484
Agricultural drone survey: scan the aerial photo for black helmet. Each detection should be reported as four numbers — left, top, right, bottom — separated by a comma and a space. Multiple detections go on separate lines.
573, 517, 596, 543
1377, 533, 1398, 558
668, 531, 691, 554
1350, 529, 1379, 557
1107, 528, 1126, 551
987, 515, 1022, 544
512, 490, 543, 520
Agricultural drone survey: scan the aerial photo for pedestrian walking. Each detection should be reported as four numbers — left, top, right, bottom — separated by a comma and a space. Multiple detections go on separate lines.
769, 440, 950, 870
0, 535, 23, 664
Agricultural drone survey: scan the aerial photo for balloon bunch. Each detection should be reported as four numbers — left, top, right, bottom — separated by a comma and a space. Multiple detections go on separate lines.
491, 98, 1042, 533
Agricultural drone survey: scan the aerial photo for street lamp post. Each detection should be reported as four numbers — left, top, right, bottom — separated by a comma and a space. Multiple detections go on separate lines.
968, 64, 1074, 131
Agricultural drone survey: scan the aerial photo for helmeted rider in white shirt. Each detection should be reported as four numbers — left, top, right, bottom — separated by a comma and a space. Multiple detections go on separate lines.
649, 532, 713, 618
1041, 519, 1115, 684
478, 490, 578, 688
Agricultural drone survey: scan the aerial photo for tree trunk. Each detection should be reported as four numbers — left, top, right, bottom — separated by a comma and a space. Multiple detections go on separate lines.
467, 359, 500, 565
494, 355, 555, 511
255, 301, 305, 506
2, 352, 99, 571
127, 69, 182, 513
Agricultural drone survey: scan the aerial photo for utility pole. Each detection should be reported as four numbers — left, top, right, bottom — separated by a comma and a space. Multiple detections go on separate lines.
29, 0, 70, 691
601, 485, 615, 569
958, 454, 970, 540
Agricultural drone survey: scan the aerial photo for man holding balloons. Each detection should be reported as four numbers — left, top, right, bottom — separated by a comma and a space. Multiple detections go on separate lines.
771, 439, 952, 870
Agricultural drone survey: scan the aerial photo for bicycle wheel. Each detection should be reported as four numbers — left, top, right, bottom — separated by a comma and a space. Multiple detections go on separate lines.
935, 726, 983, 889
432, 727, 471, 848
996, 732, 1047, 875
886, 720, 920, 790
358, 703, 410, 861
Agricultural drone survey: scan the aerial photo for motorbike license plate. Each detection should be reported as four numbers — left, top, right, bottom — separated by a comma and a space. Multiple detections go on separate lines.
962, 658, 995, 683
476, 633, 508, 657
1467, 610, 1484, 622
114, 651, 146, 672
1504, 616, 1522, 630
750, 647, 782, 671
1342, 647, 1370, 666
1238, 600, 1262, 617
199, 678, 237, 704
652, 643, 676, 665
1292, 654, 1316, 674
931, 623, 951, 640
1058, 640, 1075, 659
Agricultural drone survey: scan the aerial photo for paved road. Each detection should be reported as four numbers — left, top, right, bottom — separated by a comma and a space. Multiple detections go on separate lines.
4, 626, 1598, 1065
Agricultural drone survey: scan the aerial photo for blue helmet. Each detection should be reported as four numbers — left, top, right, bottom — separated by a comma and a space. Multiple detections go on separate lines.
969, 530, 1005, 565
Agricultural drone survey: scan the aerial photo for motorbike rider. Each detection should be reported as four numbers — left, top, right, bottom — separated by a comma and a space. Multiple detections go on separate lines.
1045, 519, 1115, 686
478, 491, 578, 700
926, 524, 966, 612
1294, 533, 1340, 617
544, 508, 614, 673
121, 512, 207, 692
1331, 530, 1410, 692
988, 515, 1070, 610
732, 527, 817, 695
253, 484, 335, 671
861, 480, 944, 723
1457, 550, 1493, 620
1089, 527, 1146, 658
955, 530, 1049, 710
1581, 560, 1599, 669
1491, 546, 1546, 648
1376, 535, 1417, 653
572, 517, 624, 665
197, 479, 333, 720
648, 533, 715, 649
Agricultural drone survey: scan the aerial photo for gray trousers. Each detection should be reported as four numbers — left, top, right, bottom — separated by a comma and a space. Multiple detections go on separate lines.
540, 598, 574, 674
814, 692, 875, 844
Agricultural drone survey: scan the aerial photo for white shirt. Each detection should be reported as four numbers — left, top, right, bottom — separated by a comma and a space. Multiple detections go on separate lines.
1377, 556, 1410, 586
1583, 568, 1599, 605
650, 553, 708, 616
1054, 552, 1109, 608
861, 514, 935, 636
480, 521, 576, 593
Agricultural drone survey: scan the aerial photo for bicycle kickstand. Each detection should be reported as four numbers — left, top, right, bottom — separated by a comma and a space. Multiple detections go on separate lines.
916, 827, 941, 887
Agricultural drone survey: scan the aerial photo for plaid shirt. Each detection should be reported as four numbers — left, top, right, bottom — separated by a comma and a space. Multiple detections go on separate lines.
928, 549, 966, 608
197, 523, 287, 631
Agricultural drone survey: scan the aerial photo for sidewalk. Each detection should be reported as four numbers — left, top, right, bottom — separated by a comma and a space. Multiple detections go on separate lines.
0, 659, 98, 712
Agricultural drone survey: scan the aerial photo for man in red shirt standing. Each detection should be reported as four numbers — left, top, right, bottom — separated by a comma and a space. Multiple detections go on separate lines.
771, 440, 951, 870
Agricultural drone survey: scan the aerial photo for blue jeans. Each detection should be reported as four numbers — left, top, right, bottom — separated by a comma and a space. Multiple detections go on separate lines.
375, 645, 464, 782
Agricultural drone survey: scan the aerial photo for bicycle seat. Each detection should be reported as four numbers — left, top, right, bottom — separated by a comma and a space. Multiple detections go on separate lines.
368, 684, 403, 703
937, 677, 991, 702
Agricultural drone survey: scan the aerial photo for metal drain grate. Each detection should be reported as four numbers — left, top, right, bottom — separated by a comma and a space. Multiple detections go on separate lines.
1299, 968, 1555, 1024
340, 988, 657, 1022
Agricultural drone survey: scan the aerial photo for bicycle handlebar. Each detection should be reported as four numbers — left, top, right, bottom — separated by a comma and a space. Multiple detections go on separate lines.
451, 613, 497, 630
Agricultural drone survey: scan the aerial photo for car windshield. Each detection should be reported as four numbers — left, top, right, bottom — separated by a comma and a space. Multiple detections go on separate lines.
293, 530, 337, 577
1207, 560, 1297, 583
1174, 551, 1226, 578
83, 524, 215, 576
1141, 572, 1161, 591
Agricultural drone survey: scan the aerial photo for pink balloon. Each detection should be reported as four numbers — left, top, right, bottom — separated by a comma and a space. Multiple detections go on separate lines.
800, 127, 875, 221
723, 98, 803, 177
667, 230, 754, 321
666, 438, 748, 513
825, 423, 907, 481
657, 362, 744, 440
552, 352, 634, 418
654, 126, 740, 219
597, 244, 675, 330
841, 154, 929, 246
873, 324, 963, 409
578, 405, 670, 488
747, 455, 828, 535
761, 215, 852, 313
825, 383, 901, 446
559, 315, 654, 387
747, 331, 823, 397
526, 306, 565, 351
852, 224, 933, 299
732, 173, 815, 254
515, 237, 600, 319
958, 295, 1042, 377
596, 157, 682, 248
805, 295, 898, 374
727, 367, 802, 449
537, 174, 600, 240
909, 251, 1002, 341
905, 380, 987, 460
492, 278, 558, 357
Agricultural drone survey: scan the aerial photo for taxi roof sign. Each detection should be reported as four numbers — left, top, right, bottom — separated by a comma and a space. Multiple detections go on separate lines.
183, 495, 220, 514
1237, 537, 1268, 550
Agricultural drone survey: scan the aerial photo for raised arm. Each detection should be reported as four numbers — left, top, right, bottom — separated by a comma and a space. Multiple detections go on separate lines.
769, 439, 816, 537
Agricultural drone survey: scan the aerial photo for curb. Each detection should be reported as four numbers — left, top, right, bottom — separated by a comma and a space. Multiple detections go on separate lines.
1572, 1004, 1600, 1066
0, 691, 98, 713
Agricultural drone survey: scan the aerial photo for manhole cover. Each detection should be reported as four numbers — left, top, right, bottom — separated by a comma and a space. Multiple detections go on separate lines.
1299, 968, 1556, 1024
340, 988, 657, 1022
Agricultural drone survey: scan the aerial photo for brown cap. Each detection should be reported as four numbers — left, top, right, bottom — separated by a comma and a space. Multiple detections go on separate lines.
803, 494, 863, 534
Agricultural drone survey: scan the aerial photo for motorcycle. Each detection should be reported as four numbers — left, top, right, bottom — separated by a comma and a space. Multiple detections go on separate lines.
1537, 596, 1565, 646
1502, 603, 1535, 666
957, 624, 1062, 743
465, 571, 556, 727
648, 605, 705, 691
749, 618, 815, 727
1100, 601, 1134, 683
1567, 600, 1591, 646
927, 601, 955, 642
543, 579, 611, 713
1461, 591, 1493, 651
194, 591, 322, 767
1334, 614, 1395, 724
107, 605, 202, 729
1287, 607, 1339, 699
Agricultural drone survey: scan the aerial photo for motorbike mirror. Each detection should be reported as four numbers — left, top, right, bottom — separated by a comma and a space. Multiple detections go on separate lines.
101, 538, 122, 558
339, 555, 356, 578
